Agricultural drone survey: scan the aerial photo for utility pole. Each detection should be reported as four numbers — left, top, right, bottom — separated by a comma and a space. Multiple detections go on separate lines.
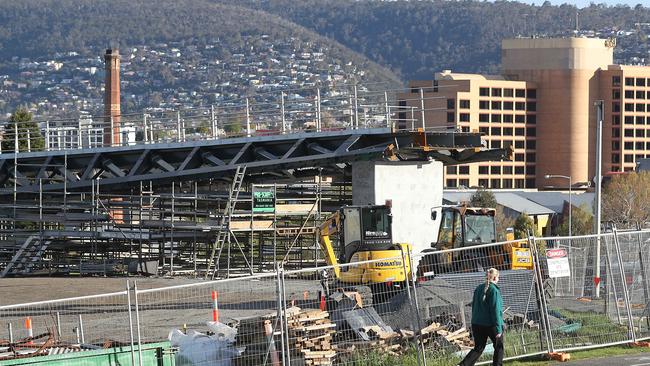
594, 100, 604, 298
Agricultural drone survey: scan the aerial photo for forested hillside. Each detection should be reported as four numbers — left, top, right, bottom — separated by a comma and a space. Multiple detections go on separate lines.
234, 0, 650, 79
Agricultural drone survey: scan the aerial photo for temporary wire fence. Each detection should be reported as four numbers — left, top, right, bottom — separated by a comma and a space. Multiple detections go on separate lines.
2, 229, 650, 365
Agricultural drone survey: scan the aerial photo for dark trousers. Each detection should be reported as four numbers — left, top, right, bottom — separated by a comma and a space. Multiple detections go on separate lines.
458, 324, 504, 366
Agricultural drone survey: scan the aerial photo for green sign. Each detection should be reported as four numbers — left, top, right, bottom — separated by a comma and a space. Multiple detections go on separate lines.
253, 188, 275, 213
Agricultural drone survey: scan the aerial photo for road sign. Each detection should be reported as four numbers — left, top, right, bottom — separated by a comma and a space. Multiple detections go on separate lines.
253, 187, 275, 213
546, 248, 570, 278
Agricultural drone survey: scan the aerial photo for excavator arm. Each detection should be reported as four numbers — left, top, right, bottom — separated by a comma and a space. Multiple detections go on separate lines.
318, 211, 342, 278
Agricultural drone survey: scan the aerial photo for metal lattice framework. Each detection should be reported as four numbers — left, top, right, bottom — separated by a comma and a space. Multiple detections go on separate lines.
0, 128, 509, 194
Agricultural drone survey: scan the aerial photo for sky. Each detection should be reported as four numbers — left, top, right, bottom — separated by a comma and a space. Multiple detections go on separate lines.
522, 0, 649, 7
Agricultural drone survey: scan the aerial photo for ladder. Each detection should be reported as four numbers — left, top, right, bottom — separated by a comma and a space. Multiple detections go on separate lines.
1, 235, 52, 277
205, 165, 247, 279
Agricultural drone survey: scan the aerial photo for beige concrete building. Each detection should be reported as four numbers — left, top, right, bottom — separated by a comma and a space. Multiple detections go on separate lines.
398, 37, 650, 189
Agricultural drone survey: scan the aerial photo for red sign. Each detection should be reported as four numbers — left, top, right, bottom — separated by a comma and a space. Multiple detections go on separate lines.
594, 277, 601, 285
546, 248, 567, 259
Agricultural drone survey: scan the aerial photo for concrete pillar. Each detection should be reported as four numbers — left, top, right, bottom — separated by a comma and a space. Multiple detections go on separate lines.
352, 161, 444, 255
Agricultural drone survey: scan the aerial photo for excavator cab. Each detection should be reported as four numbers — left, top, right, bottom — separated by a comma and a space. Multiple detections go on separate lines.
339, 206, 394, 264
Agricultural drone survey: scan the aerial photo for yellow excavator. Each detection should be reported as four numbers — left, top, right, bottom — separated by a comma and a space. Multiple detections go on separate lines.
318, 204, 412, 285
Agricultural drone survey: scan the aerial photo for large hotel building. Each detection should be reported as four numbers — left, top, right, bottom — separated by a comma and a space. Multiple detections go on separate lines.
397, 37, 650, 189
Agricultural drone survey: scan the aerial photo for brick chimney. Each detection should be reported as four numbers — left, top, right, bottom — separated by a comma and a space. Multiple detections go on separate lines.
104, 48, 121, 146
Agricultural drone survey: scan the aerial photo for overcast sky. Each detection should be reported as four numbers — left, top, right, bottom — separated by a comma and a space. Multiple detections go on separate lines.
524, 0, 649, 7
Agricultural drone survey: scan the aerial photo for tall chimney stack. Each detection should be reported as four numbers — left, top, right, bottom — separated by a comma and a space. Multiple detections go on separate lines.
104, 48, 121, 146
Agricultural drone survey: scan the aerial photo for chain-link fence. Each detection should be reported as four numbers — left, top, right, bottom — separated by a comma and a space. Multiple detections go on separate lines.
2, 230, 650, 365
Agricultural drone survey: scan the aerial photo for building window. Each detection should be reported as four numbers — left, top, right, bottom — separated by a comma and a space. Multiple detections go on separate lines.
446, 179, 457, 187
491, 114, 502, 123
504, 166, 513, 174
459, 113, 470, 122
479, 87, 490, 96
515, 179, 525, 188
612, 141, 620, 150
447, 99, 455, 109
479, 166, 489, 174
636, 103, 645, 112
479, 127, 489, 134
526, 127, 536, 136
503, 127, 513, 135
447, 112, 455, 123
504, 88, 514, 97
479, 100, 490, 110
613, 76, 621, 86
526, 179, 536, 188
461, 126, 470, 132
478, 179, 489, 188
515, 153, 525, 162
625, 141, 634, 150
459, 166, 469, 174
459, 100, 470, 109
624, 154, 634, 163
612, 115, 620, 125
612, 128, 620, 137
624, 129, 634, 137
637, 90, 646, 99
625, 77, 634, 86
515, 102, 526, 111
515, 166, 525, 174
636, 116, 645, 125
491, 166, 501, 174
503, 179, 513, 188
515, 89, 526, 98
479, 113, 489, 122
526, 153, 536, 162
647, 142, 650, 150
459, 179, 469, 187
491, 101, 502, 110
491, 179, 501, 188
527, 140, 536, 149
503, 101, 514, 110
636, 129, 645, 138
433, 80, 439, 92
447, 166, 458, 174
625, 90, 634, 98
527, 114, 536, 124
527, 165, 536, 175
612, 102, 620, 112
637, 78, 646, 87
503, 114, 513, 123
612, 89, 621, 100
492, 88, 502, 97
526, 102, 536, 111
612, 154, 620, 163
625, 103, 634, 112
492, 140, 501, 148
515, 114, 525, 123
515, 140, 525, 148
491, 127, 501, 135
625, 116, 634, 124
515, 128, 525, 136
636, 142, 645, 150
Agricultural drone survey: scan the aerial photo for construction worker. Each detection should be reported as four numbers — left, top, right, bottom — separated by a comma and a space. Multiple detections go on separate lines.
458, 267, 504, 366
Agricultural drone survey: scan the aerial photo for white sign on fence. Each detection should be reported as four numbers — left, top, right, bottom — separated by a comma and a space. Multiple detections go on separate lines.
546, 248, 570, 278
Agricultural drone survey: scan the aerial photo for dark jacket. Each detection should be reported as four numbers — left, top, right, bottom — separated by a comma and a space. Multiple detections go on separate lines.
471, 282, 504, 334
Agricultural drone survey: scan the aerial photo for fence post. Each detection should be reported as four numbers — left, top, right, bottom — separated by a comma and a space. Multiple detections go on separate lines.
316, 88, 322, 132
280, 267, 291, 366
636, 225, 650, 332
275, 263, 288, 366
246, 98, 252, 137
281, 92, 286, 134
529, 235, 554, 353
613, 228, 636, 342
603, 234, 623, 325
7, 323, 13, 343
126, 280, 136, 366
401, 249, 425, 366
133, 281, 144, 366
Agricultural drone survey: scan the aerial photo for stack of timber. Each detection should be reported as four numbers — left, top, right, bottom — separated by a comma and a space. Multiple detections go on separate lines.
285, 307, 336, 366
418, 321, 474, 351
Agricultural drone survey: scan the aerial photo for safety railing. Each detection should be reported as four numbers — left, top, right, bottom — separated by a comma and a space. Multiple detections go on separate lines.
2, 229, 650, 365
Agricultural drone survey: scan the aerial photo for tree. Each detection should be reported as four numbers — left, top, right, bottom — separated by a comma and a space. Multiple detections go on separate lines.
470, 187, 497, 208
603, 172, 650, 229
513, 213, 537, 239
556, 203, 593, 236
1, 107, 44, 152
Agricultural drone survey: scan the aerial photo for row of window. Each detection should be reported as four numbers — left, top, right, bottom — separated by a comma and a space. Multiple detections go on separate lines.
613, 115, 650, 125
478, 126, 536, 136
486, 139, 536, 149
613, 90, 650, 100
616, 103, 650, 112
445, 178, 535, 189
477, 100, 536, 111
446, 164, 534, 175
611, 153, 650, 164
614, 76, 650, 87
478, 87, 536, 99
479, 113, 537, 124
612, 141, 650, 151
612, 128, 650, 138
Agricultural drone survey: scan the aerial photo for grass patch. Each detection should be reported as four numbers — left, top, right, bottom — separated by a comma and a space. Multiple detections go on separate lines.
549, 308, 629, 349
